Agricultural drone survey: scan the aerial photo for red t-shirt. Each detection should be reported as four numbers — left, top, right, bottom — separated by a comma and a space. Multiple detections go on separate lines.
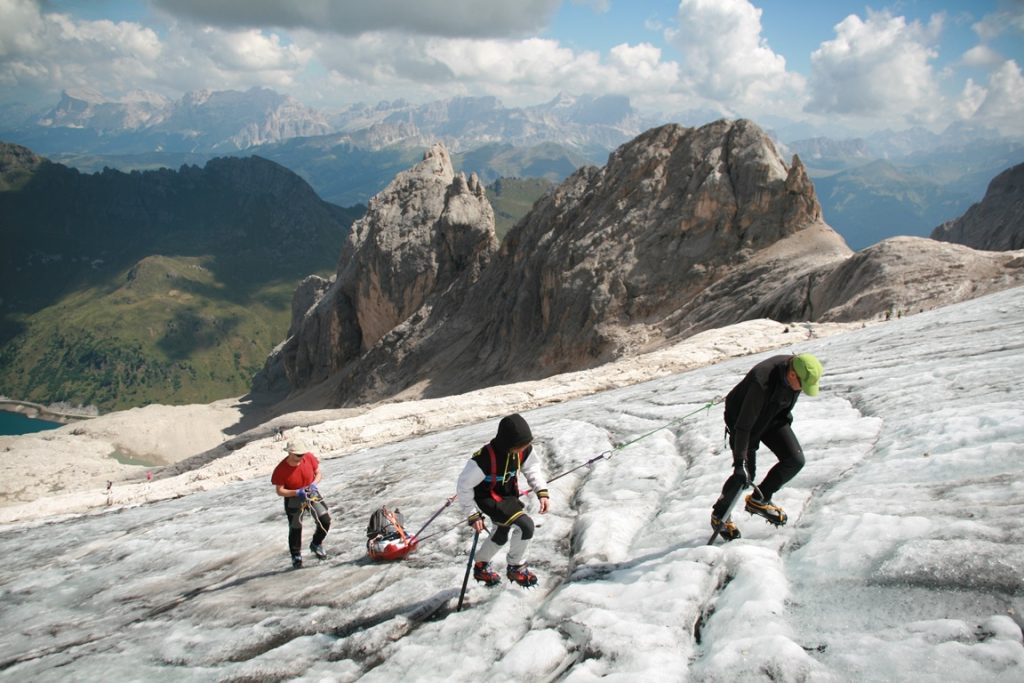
271, 453, 319, 490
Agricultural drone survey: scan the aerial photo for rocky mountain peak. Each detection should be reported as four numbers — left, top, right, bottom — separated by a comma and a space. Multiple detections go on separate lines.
263, 141, 497, 393
931, 162, 1024, 251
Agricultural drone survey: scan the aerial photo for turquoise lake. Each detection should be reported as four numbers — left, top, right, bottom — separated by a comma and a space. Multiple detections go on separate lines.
0, 410, 62, 435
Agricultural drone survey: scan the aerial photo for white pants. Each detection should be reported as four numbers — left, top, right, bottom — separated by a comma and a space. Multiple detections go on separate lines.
475, 525, 530, 566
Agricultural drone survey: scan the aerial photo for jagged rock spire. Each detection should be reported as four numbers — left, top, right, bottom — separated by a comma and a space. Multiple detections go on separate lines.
263, 142, 497, 392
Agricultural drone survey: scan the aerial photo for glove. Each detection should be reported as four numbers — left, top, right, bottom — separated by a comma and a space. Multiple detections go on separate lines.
295, 487, 308, 501
307, 483, 319, 497
737, 456, 755, 487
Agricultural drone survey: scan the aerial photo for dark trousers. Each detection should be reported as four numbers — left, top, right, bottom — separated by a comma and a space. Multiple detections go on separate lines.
490, 513, 535, 545
712, 424, 804, 518
284, 498, 331, 555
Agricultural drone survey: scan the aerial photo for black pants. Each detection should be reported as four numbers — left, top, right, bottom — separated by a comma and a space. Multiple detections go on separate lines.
491, 513, 535, 545
284, 498, 331, 555
476, 494, 534, 545
712, 424, 804, 518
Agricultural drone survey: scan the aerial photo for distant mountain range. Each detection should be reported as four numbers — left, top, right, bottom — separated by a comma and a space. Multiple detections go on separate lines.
787, 131, 1024, 249
1, 87, 647, 158
2, 87, 333, 154
3, 87, 1024, 249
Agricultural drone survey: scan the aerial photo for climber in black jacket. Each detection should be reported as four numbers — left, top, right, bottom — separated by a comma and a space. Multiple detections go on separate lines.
711, 353, 823, 540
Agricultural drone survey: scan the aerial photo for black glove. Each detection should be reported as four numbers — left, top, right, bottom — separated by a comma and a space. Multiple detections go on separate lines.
733, 454, 754, 486
742, 456, 755, 487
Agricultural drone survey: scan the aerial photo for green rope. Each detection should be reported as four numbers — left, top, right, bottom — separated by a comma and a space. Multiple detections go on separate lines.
547, 395, 723, 484
612, 396, 723, 451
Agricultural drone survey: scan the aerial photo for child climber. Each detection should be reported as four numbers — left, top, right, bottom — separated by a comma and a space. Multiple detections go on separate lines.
457, 413, 550, 587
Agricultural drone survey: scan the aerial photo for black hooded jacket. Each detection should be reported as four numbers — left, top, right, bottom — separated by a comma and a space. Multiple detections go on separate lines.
724, 355, 800, 459
455, 414, 550, 521
470, 414, 535, 499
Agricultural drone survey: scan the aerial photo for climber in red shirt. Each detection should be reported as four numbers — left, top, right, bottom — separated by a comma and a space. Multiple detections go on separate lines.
271, 439, 332, 568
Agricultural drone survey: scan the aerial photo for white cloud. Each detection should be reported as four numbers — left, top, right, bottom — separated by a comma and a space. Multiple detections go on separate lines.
0, 1, 317, 102
571, 0, 611, 13
152, 0, 562, 39
968, 59, 1024, 136
190, 27, 311, 74
1, 0, 681, 114
971, 1, 1024, 42
311, 33, 679, 109
961, 44, 1002, 68
955, 78, 987, 119
0, 1, 166, 99
0, 0, 45, 57
665, 0, 805, 116
807, 10, 943, 125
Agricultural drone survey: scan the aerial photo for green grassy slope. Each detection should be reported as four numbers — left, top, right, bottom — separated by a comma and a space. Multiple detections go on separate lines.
0, 144, 362, 410
486, 177, 553, 240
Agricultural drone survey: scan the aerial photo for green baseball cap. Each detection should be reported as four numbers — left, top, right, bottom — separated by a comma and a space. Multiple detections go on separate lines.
792, 353, 823, 396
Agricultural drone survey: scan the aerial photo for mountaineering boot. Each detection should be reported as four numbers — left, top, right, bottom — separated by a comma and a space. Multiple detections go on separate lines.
473, 561, 501, 587
745, 493, 787, 526
506, 563, 538, 588
291, 553, 303, 569
310, 543, 327, 560
711, 515, 741, 541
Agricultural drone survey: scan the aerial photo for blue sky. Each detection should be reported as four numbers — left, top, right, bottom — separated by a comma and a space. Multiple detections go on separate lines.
2, 0, 1023, 136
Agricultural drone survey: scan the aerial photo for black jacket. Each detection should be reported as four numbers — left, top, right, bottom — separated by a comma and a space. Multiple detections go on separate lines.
724, 355, 800, 458
471, 413, 535, 500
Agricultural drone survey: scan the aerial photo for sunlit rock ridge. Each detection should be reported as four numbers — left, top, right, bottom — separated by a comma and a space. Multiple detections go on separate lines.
259, 119, 1024, 410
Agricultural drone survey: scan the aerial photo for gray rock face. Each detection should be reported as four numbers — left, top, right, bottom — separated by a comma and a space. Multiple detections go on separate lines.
932, 163, 1024, 251
260, 120, 1024, 410
746, 235, 1024, 324
268, 143, 497, 392
443, 121, 832, 383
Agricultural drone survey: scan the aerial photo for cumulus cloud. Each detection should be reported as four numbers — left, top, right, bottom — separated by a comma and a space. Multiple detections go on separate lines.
961, 44, 1002, 68
571, 0, 611, 13
959, 3, 1024, 70
965, 59, 1024, 135
0, 0, 46, 58
807, 10, 943, 125
0, 0, 164, 96
971, 1, 1024, 42
189, 27, 310, 75
152, 0, 561, 39
955, 78, 988, 120
0, 0, 315, 101
308, 33, 679, 110
665, 0, 805, 116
